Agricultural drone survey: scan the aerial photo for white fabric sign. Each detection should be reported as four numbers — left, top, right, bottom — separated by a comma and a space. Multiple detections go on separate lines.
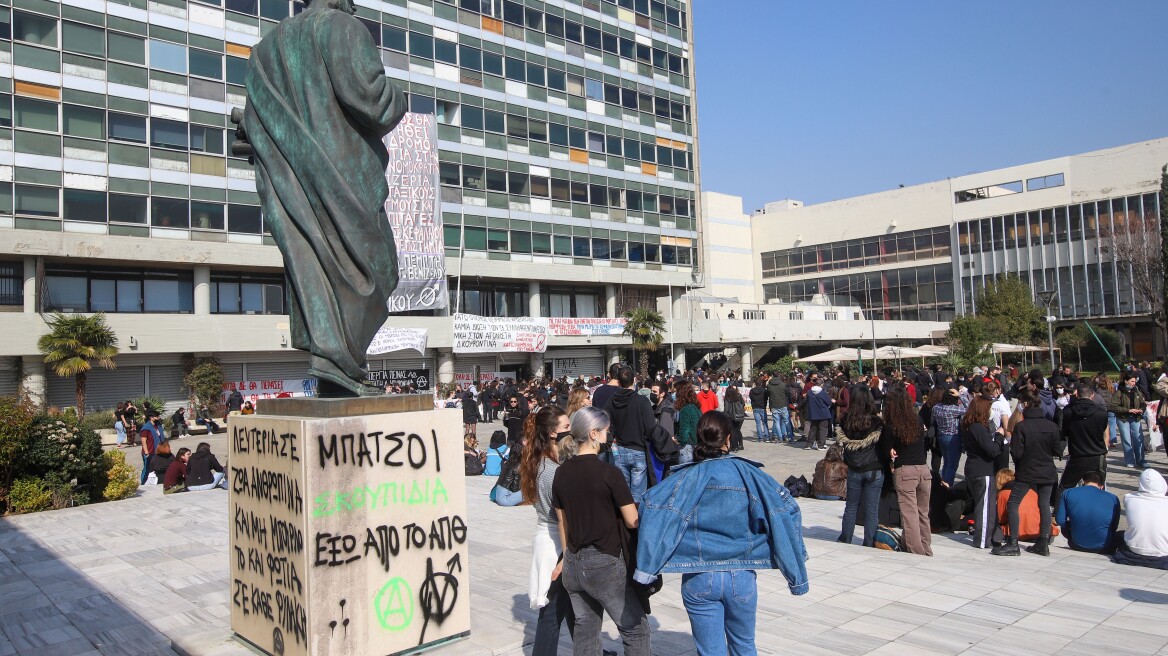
548, 317, 627, 336
366, 325, 428, 355
224, 379, 316, 401
453, 314, 548, 353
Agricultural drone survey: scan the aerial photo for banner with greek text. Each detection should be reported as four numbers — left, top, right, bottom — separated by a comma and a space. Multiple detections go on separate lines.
366, 368, 432, 391
548, 317, 628, 336
452, 314, 548, 353
224, 379, 317, 403
383, 113, 448, 313
367, 325, 428, 355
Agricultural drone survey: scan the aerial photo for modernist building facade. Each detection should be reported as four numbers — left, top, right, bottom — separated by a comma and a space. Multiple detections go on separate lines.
746, 137, 1168, 359
0, 0, 701, 409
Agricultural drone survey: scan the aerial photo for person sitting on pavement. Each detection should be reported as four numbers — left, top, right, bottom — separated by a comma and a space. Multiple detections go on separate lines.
1056, 470, 1120, 554
185, 442, 228, 491
994, 469, 1061, 544
1112, 469, 1168, 570
813, 444, 848, 501
150, 442, 176, 483
163, 448, 191, 494
170, 407, 191, 439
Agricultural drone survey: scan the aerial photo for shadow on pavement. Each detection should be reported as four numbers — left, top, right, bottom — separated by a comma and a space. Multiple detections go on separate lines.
508, 591, 697, 655
0, 518, 177, 656
1119, 587, 1168, 604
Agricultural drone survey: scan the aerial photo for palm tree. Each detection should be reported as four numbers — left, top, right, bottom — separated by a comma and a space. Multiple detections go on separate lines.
622, 307, 666, 379
37, 312, 119, 417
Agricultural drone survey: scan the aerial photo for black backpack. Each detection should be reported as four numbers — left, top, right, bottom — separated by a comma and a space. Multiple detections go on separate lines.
783, 474, 811, 498
464, 450, 484, 476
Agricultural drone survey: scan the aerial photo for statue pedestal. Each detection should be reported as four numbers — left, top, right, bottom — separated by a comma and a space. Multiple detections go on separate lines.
228, 397, 469, 656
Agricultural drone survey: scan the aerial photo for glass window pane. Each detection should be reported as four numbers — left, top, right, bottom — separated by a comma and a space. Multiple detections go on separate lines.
191, 201, 225, 230
533, 233, 551, 254
15, 185, 58, 217
13, 11, 57, 47
462, 166, 484, 190
108, 32, 145, 64
117, 280, 141, 312
62, 21, 104, 56
62, 104, 104, 139
435, 39, 457, 65
241, 283, 263, 313
464, 226, 486, 250
144, 279, 192, 312
259, 0, 289, 20
229, 204, 262, 233
151, 118, 188, 149
487, 229, 508, 250
149, 40, 188, 74
90, 279, 116, 312
109, 112, 147, 143
439, 162, 460, 186
573, 236, 590, 257
485, 169, 507, 192
553, 235, 571, 256
14, 97, 57, 132
189, 48, 223, 79
45, 276, 87, 311
152, 197, 189, 228
409, 32, 433, 59
109, 194, 148, 224
226, 56, 248, 85
63, 189, 106, 222
383, 25, 406, 51
217, 282, 240, 312
443, 225, 461, 248
190, 124, 224, 154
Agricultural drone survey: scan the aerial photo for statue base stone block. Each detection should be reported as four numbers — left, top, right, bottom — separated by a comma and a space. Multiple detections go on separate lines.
228, 398, 469, 656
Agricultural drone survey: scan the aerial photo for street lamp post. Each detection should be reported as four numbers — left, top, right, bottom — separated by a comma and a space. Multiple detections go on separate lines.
1037, 289, 1058, 372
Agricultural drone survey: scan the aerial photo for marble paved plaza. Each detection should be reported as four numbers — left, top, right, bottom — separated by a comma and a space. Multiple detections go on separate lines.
1, 419, 1167, 656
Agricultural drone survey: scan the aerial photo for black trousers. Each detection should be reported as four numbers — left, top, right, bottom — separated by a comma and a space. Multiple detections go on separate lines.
1006, 481, 1052, 541
731, 419, 744, 451
1055, 455, 1107, 516
968, 473, 996, 549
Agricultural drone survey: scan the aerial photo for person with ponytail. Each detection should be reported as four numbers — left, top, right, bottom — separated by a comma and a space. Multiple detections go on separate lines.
519, 405, 576, 654
552, 407, 650, 656
635, 411, 809, 655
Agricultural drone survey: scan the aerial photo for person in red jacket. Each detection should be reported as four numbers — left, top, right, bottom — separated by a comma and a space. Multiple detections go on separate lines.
163, 448, 191, 494
697, 381, 719, 414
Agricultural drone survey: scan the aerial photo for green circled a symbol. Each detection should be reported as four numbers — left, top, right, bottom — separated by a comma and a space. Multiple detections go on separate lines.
375, 577, 414, 632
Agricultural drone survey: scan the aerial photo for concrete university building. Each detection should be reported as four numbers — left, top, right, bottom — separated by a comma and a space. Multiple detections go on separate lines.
0, 0, 702, 410
701, 136, 1168, 368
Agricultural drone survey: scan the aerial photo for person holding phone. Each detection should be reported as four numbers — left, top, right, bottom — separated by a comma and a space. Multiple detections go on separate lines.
1109, 371, 1150, 469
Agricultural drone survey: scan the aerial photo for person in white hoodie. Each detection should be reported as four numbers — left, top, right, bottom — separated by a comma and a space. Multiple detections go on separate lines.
1112, 469, 1168, 570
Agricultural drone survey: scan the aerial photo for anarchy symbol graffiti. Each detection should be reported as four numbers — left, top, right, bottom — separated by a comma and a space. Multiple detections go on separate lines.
417, 554, 461, 645
375, 577, 413, 632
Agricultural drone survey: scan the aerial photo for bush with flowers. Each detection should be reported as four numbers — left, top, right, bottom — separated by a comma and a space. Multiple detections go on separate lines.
0, 403, 109, 513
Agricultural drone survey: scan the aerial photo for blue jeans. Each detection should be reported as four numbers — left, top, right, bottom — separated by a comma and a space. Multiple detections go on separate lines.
140, 454, 152, 485
677, 444, 694, 466
494, 486, 524, 506
115, 421, 126, 446
771, 406, 791, 442
681, 570, 757, 656
839, 469, 884, 547
188, 471, 227, 491
752, 409, 770, 441
937, 433, 961, 486
1107, 412, 1118, 447
611, 446, 648, 504
562, 547, 650, 656
1116, 417, 1146, 467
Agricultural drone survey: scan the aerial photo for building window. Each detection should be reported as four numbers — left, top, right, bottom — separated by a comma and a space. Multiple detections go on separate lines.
43, 267, 194, 313
1026, 173, 1065, 191
149, 39, 188, 74
0, 262, 23, 306
109, 112, 147, 144
824, 312, 838, 321
15, 185, 58, 217
788, 311, 804, 320
742, 310, 765, 320
210, 274, 285, 314
954, 180, 1023, 203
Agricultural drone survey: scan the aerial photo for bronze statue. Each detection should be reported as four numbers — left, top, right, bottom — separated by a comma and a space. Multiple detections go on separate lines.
235, 0, 407, 397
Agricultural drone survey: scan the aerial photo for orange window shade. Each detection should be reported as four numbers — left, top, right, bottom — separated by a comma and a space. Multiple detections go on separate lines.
641, 162, 657, 176
225, 43, 252, 57
569, 149, 589, 164
14, 80, 60, 101
482, 17, 503, 34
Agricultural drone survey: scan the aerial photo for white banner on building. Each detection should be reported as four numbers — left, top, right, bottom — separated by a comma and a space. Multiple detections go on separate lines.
366, 325, 428, 355
224, 378, 316, 402
548, 317, 628, 336
383, 113, 448, 312
454, 371, 503, 386
453, 313, 548, 353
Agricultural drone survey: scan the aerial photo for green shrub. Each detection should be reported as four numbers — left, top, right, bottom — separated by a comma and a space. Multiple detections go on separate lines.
18, 415, 106, 505
79, 409, 116, 435
8, 477, 53, 514
0, 395, 37, 509
102, 450, 139, 501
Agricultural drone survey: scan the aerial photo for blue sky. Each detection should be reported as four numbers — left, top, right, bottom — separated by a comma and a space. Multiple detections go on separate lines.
693, 1, 1168, 211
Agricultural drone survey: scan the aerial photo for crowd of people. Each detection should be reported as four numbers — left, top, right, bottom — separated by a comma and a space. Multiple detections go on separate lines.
457, 357, 1167, 652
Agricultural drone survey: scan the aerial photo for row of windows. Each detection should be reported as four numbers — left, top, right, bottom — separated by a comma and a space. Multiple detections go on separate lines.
954, 173, 1064, 203
445, 226, 693, 265
439, 164, 692, 214
386, 28, 688, 114
3, 97, 227, 154
957, 193, 1158, 255
762, 264, 956, 323
41, 268, 286, 314
421, 100, 690, 168
455, 0, 689, 33
449, 281, 655, 318
962, 267, 1140, 320
1, 185, 264, 233
760, 227, 951, 279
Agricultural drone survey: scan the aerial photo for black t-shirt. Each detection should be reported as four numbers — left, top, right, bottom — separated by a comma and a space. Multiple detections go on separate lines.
552, 454, 634, 558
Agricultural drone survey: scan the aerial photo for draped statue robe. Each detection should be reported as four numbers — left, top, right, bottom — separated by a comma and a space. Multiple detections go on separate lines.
241, 5, 406, 396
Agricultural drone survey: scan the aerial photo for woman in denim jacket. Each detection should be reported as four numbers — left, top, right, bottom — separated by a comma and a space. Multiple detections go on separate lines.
635, 411, 809, 655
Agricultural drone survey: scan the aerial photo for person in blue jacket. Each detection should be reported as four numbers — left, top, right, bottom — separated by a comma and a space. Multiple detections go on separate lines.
1057, 470, 1121, 553
634, 411, 808, 656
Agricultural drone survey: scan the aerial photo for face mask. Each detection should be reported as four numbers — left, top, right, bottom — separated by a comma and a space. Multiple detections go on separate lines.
555, 431, 571, 440
650, 393, 660, 405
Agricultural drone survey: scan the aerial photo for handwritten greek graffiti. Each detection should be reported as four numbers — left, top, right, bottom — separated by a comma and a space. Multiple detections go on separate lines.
231, 466, 304, 514
374, 578, 413, 632
328, 599, 349, 636
232, 426, 300, 462
317, 430, 441, 471
418, 554, 461, 645
312, 478, 449, 517
313, 516, 466, 569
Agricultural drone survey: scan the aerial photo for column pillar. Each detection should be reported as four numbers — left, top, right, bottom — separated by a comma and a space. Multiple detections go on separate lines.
789, 344, 800, 359
606, 347, 621, 367
22, 256, 37, 313
741, 345, 753, 380
438, 349, 454, 385
604, 284, 617, 318
528, 281, 541, 317
530, 352, 545, 379
194, 265, 211, 315
21, 355, 46, 408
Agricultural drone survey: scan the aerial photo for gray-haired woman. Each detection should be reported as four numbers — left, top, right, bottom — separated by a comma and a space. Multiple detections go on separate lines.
551, 407, 649, 656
